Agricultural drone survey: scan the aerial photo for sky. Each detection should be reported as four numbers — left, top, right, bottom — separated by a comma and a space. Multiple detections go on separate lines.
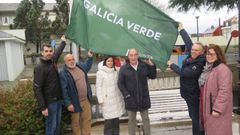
167, 7, 238, 34
0, 0, 238, 34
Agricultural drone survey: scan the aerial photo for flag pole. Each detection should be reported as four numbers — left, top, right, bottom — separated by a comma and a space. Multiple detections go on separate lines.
68, 0, 79, 62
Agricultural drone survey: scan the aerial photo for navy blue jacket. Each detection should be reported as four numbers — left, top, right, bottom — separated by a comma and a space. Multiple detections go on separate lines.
59, 58, 93, 112
118, 60, 157, 111
170, 29, 206, 105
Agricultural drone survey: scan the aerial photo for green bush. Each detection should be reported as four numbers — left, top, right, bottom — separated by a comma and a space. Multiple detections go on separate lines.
0, 81, 70, 135
26, 52, 41, 58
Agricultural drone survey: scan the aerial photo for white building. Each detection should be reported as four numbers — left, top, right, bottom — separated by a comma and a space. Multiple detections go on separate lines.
0, 3, 56, 30
221, 15, 238, 40
0, 29, 25, 81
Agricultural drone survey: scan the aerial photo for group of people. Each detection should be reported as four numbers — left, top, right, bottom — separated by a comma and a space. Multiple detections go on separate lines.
167, 23, 233, 135
33, 23, 233, 135
33, 35, 94, 135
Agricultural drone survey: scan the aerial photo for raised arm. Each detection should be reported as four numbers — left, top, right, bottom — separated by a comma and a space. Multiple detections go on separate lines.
179, 23, 193, 55
169, 61, 205, 78
143, 59, 157, 79
77, 51, 93, 73
52, 35, 66, 63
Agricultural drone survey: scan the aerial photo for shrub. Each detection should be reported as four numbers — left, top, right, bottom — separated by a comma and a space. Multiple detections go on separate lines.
25, 52, 41, 58
0, 80, 70, 135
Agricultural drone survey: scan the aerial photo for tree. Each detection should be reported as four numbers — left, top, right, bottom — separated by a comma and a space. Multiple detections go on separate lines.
168, 0, 239, 58
51, 0, 69, 37
146, 0, 167, 11
13, 0, 52, 53
52, 0, 71, 53
168, 0, 237, 12
168, 0, 239, 44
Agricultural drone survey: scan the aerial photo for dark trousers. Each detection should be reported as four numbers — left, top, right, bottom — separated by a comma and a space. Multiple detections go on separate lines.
104, 118, 120, 135
186, 101, 205, 135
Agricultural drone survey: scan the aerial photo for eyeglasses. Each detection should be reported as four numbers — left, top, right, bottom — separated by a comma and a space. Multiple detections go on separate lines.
206, 52, 216, 56
191, 49, 201, 52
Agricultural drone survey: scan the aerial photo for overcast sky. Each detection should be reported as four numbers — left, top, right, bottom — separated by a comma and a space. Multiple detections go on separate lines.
0, 0, 238, 33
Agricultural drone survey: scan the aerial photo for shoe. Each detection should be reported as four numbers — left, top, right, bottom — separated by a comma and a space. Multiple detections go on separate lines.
233, 109, 240, 115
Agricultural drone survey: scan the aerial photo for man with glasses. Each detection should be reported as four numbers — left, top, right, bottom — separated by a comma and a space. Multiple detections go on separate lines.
167, 23, 206, 135
33, 35, 66, 135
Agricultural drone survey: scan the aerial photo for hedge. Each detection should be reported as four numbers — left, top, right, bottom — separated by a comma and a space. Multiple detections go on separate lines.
0, 80, 70, 135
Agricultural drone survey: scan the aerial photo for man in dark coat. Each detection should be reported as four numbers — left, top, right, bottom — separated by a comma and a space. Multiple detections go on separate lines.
167, 23, 205, 135
118, 48, 157, 135
33, 35, 66, 135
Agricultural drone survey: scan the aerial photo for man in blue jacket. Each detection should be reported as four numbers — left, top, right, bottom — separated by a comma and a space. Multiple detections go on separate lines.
167, 23, 205, 135
59, 52, 93, 135
118, 48, 157, 135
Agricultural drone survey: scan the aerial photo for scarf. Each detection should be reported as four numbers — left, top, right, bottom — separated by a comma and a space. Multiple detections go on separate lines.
198, 62, 213, 87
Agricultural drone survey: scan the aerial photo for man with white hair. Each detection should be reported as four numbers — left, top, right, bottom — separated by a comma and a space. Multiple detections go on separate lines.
59, 51, 93, 135
118, 48, 157, 135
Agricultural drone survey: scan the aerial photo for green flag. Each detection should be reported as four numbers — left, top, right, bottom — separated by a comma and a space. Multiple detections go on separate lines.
65, 0, 178, 70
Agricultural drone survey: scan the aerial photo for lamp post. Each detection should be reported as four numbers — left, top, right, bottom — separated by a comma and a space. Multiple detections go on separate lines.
235, 0, 240, 113
196, 16, 199, 41
238, 0, 240, 81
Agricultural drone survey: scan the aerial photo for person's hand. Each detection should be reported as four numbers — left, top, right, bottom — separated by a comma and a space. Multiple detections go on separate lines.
167, 60, 173, 67
41, 108, 48, 117
61, 35, 67, 42
115, 66, 120, 71
88, 50, 94, 58
67, 104, 75, 112
212, 111, 221, 117
144, 58, 154, 66
178, 22, 183, 30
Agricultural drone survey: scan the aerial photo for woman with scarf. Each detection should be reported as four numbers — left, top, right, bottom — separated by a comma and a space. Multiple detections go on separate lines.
198, 44, 232, 135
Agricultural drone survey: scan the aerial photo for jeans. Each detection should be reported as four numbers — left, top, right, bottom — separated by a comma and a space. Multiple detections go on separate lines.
45, 101, 62, 135
186, 101, 205, 135
104, 118, 120, 135
128, 110, 150, 135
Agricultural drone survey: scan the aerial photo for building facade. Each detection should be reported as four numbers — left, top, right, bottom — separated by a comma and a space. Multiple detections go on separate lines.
0, 3, 56, 30
0, 30, 25, 81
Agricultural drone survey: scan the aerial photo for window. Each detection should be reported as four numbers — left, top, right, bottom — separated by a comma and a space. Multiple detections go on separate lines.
1, 16, 14, 25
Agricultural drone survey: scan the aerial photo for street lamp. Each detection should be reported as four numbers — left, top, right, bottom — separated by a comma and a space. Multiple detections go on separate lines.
196, 16, 199, 41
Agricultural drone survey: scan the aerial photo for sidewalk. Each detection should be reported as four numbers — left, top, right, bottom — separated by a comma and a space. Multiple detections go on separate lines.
90, 121, 192, 135
90, 115, 240, 135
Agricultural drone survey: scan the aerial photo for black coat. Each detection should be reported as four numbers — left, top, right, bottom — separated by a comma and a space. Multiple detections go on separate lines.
170, 29, 206, 105
33, 41, 66, 111
118, 60, 157, 111
171, 55, 206, 105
